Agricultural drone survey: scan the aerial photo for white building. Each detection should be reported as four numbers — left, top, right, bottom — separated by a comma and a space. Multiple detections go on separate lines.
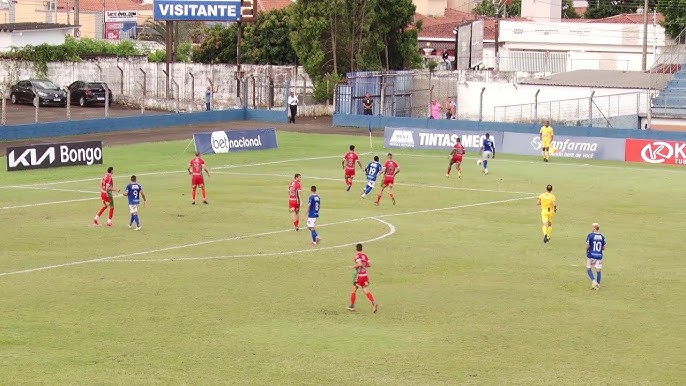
0, 23, 75, 52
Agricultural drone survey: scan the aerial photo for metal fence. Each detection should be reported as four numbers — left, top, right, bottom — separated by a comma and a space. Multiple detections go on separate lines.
0, 60, 313, 124
335, 70, 459, 119
492, 91, 648, 128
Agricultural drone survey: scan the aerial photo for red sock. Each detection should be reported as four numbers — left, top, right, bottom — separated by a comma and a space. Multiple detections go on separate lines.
390, 193, 394, 199
366, 292, 375, 303
202, 188, 207, 199
447, 167, 451, 175
350, 292, 357, 306
294, 219, 299, 228
108, 207, 115, 220
97, 206, 107, 217
376, 195, 382, 203
192, 188, 197, 200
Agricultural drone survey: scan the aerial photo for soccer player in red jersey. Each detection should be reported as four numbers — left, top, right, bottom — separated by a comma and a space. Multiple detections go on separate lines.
188, 152, 210, 205
376, 153, 399, 206
342, 145, 363, 191
446, 137, 466, 177
94, 166, 119, 226
288, 173, 303, 231
347, 243, 378, 313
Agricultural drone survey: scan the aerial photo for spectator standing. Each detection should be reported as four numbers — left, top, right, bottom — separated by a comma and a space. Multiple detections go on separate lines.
430, 99, 441, 119
445, 97, 457, 119
205, 86, 215, 111
288, 90, 299, 123
363, 92, 374, 115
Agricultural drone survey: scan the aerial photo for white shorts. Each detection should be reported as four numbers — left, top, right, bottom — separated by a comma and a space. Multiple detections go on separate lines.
128, 204, 138, 214
482, 151, 493, 160
307, 217, 317, 228
366, 180, 376, 188
586, 258, 603, 269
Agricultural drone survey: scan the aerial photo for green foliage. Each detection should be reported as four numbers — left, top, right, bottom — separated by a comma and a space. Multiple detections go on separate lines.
562, 0, 581, 18
288, 0, 421, 85
658, 0, 686, 38
192, 24, 239, 64
148, 43, 194, 62
473, 0, 521, 17
242, 9, 297, 65
312, 72, 342, 103
584, 0, 656, 19
0, 37, 143, 77
427, 60, 438, 71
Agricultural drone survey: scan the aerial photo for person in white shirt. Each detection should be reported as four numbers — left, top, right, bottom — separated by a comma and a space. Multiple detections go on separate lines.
288, 90, 298, 123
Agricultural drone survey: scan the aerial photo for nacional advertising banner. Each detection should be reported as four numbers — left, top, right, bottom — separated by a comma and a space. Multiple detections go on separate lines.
384, 127, 504, 151
625, 139, 686, 165
193, 129, 278, 154
6, 141, 103, 171
154, 0, 241, 21
500, 132, 626, 161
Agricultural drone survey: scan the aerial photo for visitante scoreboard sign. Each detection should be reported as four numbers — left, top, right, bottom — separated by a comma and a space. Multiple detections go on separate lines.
154, 0, 243, 21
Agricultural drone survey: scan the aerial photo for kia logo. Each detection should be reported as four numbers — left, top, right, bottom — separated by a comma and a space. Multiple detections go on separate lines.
640, 141, 673, 164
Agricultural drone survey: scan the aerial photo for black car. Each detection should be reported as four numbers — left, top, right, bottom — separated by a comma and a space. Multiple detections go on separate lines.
68, 81, 114, 107
10, 79, 67, 106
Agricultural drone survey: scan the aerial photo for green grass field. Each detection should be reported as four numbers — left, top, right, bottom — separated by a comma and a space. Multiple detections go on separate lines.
0, 131, 684, 385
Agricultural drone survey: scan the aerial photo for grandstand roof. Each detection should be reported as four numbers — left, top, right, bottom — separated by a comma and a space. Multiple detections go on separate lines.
519, 70, 671, 90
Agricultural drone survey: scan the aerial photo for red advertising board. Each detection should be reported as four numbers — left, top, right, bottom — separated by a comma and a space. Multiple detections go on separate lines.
625, 138, 686, 165
105, 30, 120, 40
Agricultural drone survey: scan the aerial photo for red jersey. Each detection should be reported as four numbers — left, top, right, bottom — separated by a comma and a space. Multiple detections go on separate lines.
288, 179, 302, 203
189, 157, 205, 176
452, 143, 465, 155
383, 160, 399, 176
101, 173, 113, 194
343, 151, 359, 170
355, 252, 371, 277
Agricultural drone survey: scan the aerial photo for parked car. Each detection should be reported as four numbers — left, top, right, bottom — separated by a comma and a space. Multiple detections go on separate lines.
68, 81, 114, 107
10, 79, 67, 106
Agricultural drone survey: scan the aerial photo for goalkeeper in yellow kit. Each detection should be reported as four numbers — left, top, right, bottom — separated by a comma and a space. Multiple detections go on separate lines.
537, 184, 557, 243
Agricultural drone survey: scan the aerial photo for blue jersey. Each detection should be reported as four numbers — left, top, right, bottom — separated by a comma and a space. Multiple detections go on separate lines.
586, 232, 606, 259
125, 183, 143, 205
482, 137, 495, 152
365, 161, 382, 181
308, 194, 321, 218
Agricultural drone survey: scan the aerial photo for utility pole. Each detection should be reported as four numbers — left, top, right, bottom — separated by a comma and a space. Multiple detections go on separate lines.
494, 7, 501, 72
641, 0, 649, 71
74, 0, 79, 31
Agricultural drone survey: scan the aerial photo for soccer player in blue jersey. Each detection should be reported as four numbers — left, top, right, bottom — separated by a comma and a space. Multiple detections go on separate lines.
586, 223, 607, 290
360, 155, 382, 200
307, 185, 321, 246
476, 133, 496, 175
123, 175, 147, 231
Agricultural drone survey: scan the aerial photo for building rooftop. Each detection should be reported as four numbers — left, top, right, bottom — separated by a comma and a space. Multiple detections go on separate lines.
255, 0, 294, 12
57, 0, 151, 12
518, 70, 671, 90
0, 23, 75, 32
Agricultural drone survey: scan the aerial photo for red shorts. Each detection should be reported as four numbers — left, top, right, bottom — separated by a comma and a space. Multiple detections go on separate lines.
289, 201, 300, 211
345, 168, 356, 178
100, 193, 111, 205
191, 175, 204, 186
451, 155, 463, 163
383, 176, 395, 186
355, 275, 370, 287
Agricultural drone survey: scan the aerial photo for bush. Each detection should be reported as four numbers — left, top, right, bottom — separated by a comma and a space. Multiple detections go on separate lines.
312, 73, 342, 103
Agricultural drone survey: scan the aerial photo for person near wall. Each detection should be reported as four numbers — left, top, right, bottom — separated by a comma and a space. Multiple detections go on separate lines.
430, 99, 442, 119
288, 90, 299, 123
445, 97, 456, 120
363, 92, 374, 115
205, 86, 216, 111
442, 51, 451, 71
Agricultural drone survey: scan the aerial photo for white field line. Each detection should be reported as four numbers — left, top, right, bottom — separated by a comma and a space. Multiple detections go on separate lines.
0, 197, 100, 210
395, 152, 686, 173
8, 186, 99, 194
115, 217, 396, 263
0, 153, 357, 190
0, 196, 531, 277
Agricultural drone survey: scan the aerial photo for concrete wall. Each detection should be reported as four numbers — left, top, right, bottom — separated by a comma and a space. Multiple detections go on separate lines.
333, 113, 686, 142
0, 59, 313, 111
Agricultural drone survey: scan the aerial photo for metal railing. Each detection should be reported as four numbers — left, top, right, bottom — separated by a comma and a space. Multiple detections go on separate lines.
647, 27, 686, 122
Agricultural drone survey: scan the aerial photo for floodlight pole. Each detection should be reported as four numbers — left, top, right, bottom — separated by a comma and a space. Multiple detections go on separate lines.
166, 20, 173, 99
641, 0, 649, 71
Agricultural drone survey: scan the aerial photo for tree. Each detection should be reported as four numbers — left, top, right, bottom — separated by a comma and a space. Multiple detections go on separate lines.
658, 0, 686, 38
473, 0, 521, 17
562, 0, 581, 18
242, 9, 297, 65
584, 0, 656, 19
192, 24, 239, 64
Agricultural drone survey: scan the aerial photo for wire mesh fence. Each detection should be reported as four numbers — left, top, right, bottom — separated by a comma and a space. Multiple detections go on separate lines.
492, 92, 648, 128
